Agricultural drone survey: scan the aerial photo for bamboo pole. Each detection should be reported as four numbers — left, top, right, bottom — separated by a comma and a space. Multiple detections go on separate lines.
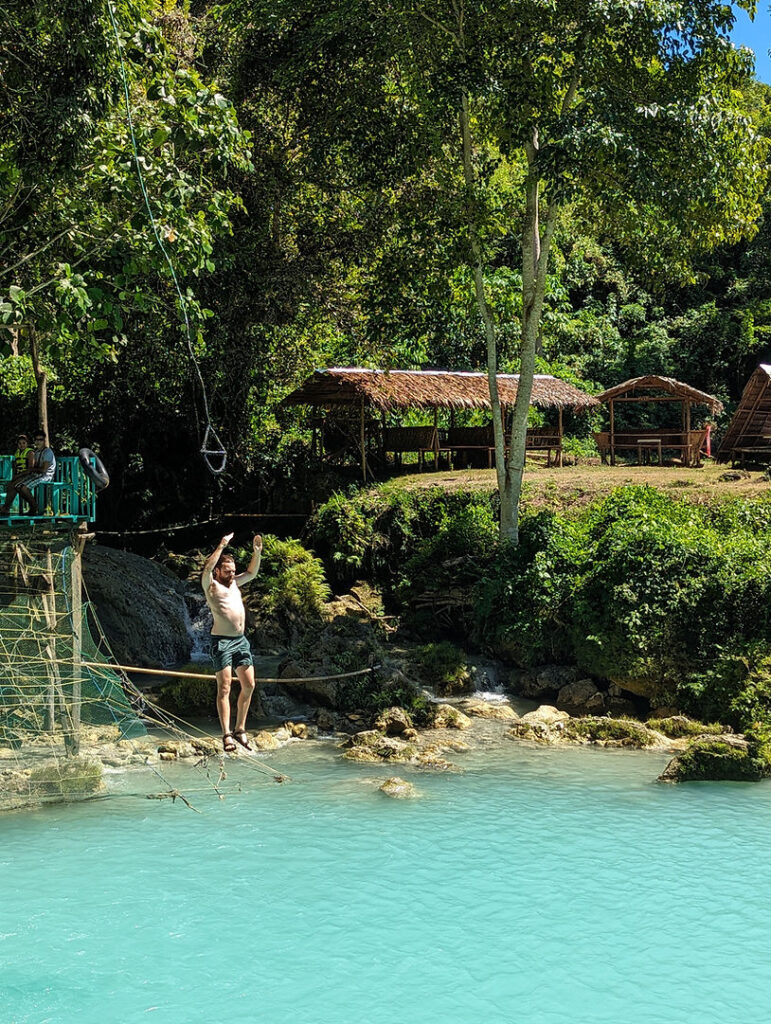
558, 407, 563, 467
610, 399, 616, 466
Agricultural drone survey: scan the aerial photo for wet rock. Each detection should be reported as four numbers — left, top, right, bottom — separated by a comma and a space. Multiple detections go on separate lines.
374, 706, 414, 736
379, 777, 419, 799
82, 545, 191, 667
557, 679, 605, 714
718, 470, 750, 482
565, 717, 666, 748
458, 699, 519, 721
252, 730, 280, 751
341, 730, 416, 763
514, 665, 579, 699
157, 740, 196, 759
191, 738, 218, 758
159, 751, 176, 762
658, 735, 768, 782
507, 705, 570, 743
314, 709, 337, 733
286, 721, 309, 739
433, 704, 472, 730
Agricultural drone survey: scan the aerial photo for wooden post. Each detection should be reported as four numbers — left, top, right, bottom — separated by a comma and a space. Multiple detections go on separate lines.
41, 549, 57, 734
360, 399, 367, 482
558, 407, 563, 467
685, 401, 692, 466
380, 412, 386, 469
68, 530, 86, 754
610, 399, 616, 466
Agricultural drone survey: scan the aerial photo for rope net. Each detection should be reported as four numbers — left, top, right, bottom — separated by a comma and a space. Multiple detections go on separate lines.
0, 532, 289, 813
0, 533, 145, 810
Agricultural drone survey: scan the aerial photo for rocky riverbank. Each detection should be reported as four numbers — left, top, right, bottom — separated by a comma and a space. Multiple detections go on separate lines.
5, 692, 761, 814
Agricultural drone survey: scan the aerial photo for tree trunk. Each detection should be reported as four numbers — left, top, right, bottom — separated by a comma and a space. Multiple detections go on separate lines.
501, 135, 558, 543
460, 93, 507, 502
28, 328, 49, 439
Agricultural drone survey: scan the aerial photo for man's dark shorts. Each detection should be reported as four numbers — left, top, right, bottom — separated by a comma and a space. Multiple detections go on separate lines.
210, 634, 253, 673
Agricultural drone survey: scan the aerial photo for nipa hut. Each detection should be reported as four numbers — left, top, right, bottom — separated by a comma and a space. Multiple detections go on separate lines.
594, 375, 723, 467
282, 367, 598, 479
717, 364, 771, 465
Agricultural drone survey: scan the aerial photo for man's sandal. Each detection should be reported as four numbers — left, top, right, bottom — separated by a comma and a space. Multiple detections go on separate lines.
233, 729, 253, 751
222, 733, 237, 753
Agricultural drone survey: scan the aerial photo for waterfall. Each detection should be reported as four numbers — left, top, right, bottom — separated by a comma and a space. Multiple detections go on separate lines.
186, 593, 213, 663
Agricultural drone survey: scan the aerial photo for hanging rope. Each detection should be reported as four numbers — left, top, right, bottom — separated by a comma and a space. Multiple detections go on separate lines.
105, 1, 227, 475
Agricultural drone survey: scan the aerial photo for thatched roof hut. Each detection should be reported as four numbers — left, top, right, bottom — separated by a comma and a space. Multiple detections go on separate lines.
594, 375, 723, 467
596, 375, 724, 413
718, 364, 771, 462
283, 367, 597, 480
283, 367, 598, 411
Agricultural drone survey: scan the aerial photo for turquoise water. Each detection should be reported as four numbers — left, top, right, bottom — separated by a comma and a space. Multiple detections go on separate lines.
3, 736, 771, 1024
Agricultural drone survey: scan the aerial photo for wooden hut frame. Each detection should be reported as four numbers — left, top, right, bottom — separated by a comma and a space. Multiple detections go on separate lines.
594, 375, 723, 467
717, 364, 771, 465
282, 367, 598, 480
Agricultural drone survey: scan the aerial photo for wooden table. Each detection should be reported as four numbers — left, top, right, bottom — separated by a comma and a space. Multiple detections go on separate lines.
637, 439, 663, 465
731, 447, 771, 469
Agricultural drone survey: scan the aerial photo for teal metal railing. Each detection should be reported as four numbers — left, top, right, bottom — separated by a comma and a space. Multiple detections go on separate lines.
0, 456, 97, 524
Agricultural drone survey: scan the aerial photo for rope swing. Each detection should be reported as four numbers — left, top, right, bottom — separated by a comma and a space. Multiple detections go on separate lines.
106, 1, 227, 475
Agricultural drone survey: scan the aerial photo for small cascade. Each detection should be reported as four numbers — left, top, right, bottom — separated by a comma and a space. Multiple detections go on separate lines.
467, 656, 508, 700
185, 593, 213, 663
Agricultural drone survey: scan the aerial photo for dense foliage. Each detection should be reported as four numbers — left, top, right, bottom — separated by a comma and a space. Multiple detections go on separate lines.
311, 483, 771, 728
0, 3, 770, 527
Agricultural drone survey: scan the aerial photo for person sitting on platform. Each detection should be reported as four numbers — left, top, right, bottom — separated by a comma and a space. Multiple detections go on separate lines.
6, 433, 35, 512
1, 431, 56, 516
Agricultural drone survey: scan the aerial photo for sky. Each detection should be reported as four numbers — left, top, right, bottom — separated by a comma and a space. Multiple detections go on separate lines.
731, 4, 771, 84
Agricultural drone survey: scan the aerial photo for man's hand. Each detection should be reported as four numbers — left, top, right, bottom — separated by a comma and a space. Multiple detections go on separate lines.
221, 533, 234, 546
253, 534, 263, 552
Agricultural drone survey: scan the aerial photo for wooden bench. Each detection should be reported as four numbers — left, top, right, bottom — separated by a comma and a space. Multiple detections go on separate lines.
438, 427, 563, 469
383, 426, 439, 470
594, 430, 708, 467
731, 446, 771, 469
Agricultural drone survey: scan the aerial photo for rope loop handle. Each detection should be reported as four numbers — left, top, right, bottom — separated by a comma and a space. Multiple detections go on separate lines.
201, 424, 227, 475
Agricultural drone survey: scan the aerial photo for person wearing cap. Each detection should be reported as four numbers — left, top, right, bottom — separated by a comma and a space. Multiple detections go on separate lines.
1, 431, 56, 516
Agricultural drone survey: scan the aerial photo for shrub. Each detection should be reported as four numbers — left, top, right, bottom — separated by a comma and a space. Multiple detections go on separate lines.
410, 642, 471, 694
240, 536, 330, 623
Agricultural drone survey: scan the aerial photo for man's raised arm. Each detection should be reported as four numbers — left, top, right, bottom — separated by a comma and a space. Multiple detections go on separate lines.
236, 535, 263, 585
202, 533, 233, 590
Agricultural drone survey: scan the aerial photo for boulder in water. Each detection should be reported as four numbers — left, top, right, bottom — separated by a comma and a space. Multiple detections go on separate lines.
379, 776, 419, 799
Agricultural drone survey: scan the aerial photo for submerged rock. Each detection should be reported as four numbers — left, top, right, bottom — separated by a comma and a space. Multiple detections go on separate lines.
379, 777, 419, 799
658, 735, 770, 783
507, 705, 570, 743
341, 730, 417, 763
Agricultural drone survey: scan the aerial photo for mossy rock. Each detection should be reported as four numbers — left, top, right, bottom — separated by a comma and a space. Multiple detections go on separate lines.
27, 758, 105, 800
566, 716, 660, 748
647, 715, 727, 739
659, 736, 771, 782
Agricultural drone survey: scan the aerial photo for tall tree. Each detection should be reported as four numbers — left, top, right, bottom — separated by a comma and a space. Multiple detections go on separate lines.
221, 0, 767, 540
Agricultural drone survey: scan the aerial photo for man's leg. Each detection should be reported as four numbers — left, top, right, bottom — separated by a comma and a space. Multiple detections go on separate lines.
234, 664, 256, 733
216, 666, 233, 739
17, 485, 38, 514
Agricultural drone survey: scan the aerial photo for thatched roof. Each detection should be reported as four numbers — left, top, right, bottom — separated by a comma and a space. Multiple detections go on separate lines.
282, 368, 598, 412
718, 364, 771, 458
596, 375, 724, 413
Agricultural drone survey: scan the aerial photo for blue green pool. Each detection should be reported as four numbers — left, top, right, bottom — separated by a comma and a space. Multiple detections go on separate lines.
2, 736, 771, 1024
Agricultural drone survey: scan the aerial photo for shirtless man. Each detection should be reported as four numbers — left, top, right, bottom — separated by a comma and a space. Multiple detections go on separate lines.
202, 532, 263, 752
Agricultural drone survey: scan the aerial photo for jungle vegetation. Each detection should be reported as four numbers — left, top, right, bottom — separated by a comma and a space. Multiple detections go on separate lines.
1, 1, 770, 531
